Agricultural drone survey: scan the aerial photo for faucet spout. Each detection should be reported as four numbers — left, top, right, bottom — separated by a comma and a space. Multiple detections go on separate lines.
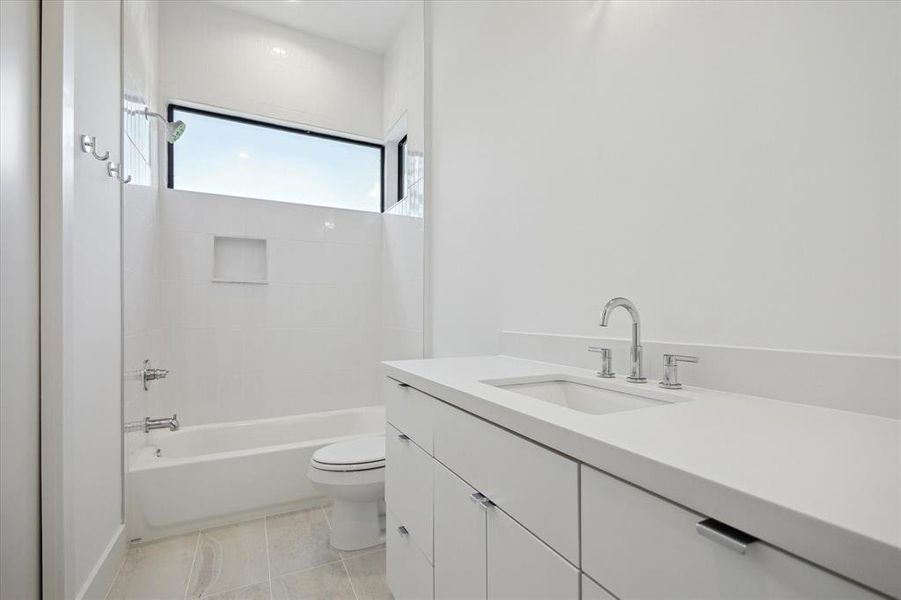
599, 297, 646, 383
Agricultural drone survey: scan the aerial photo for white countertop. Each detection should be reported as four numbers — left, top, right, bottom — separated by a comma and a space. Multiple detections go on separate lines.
383, 355, 901, 598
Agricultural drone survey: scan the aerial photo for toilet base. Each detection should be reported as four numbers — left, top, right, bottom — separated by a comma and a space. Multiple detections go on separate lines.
329, 498, 385, 551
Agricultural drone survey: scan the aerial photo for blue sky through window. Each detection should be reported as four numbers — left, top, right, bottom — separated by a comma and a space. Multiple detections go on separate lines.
171, 108, 382, 212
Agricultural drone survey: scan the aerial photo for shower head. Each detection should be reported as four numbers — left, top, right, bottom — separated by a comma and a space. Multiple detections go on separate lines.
166, 119, 187, 143
144, 108, 187, 143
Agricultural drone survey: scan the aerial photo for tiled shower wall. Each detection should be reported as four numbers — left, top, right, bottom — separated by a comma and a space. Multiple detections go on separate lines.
122, 0, 160, 463
381, 198, 424, 361
157, 190, 384, 426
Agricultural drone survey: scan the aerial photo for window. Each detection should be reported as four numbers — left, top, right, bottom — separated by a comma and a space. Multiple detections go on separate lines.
168, 105, 384, 212
397, 135, 408, 202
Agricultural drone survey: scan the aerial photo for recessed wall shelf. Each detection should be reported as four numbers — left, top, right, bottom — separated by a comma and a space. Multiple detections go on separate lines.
212, 236, 268, 284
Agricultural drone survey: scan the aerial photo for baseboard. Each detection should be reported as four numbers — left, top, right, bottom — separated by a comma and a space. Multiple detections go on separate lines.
499, 330, 900, 419
76, 523, 127, 600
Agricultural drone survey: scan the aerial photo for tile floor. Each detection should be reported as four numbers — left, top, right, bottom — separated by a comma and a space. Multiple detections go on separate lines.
106, 505, 391, 600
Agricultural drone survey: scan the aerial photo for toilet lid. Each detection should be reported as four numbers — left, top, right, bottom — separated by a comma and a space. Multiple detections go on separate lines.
312, 435, 385, 471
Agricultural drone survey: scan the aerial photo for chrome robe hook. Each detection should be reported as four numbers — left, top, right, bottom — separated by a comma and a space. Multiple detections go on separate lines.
107, 162, 132, 184
80, 134, 110, 161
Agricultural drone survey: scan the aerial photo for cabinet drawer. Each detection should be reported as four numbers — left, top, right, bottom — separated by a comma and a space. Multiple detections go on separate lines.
487, 499, 579, 599
581, 465, 879, 600
386, 423, 434, 562
581, 575, 616, 600
433, 400, 579, 564
387, 508, 434, 600
384, 376, 436, 453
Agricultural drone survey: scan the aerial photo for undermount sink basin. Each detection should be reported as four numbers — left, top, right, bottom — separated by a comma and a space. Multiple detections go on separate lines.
483, 375, 683, 415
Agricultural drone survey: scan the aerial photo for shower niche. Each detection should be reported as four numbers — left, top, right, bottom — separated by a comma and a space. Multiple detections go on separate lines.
212, 236, 268, 284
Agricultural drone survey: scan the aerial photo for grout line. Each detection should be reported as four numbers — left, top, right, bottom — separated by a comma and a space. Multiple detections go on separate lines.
340, 555, 360, 600
201, 577, 271, 600
183, 532, 202, 600
270, 558, 345, 580
321, 503, 362, 599
263, 515, 274, 600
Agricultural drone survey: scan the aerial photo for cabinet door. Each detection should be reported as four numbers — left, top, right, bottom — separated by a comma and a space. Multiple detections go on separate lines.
387, 509, 434, 600
386, 423, 434, 561
486, 504, 579, 600
581, 575, 617, 600
434, 462, 486, 600
433, 399, 579, 563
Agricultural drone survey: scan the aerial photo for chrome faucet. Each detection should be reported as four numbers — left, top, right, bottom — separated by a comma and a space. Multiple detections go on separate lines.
124, 413, 180, 433
599, 297, 646, 383
141, 359, 169, 391
659, 354, 699, 389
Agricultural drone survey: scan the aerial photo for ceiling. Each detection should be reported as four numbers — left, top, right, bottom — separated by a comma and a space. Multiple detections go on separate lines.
207, 0, 414, 53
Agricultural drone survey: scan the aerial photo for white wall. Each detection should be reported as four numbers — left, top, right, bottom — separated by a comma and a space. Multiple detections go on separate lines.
159, 1, 383, 139
158, 191, 383, 425
70, 1, 126, 594
381, 3, 426, 362
0, 1, 41, 597
384, 2, 425, 150
428, 1, 900, 363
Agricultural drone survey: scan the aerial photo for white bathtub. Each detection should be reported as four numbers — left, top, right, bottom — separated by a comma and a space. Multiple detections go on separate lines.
126, 405, 385, 541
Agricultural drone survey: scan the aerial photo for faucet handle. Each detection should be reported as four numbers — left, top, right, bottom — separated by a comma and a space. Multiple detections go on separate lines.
663, 354, 699, 366
588, 346, 615, 378
660, 354, 699, 389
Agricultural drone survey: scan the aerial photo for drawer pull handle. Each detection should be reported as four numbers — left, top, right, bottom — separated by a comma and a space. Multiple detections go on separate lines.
696, 519, 757, 555
470, 492, 494, 509
397, 382, 410, 388
397, 525, 409, 536
397, 433, 410, 441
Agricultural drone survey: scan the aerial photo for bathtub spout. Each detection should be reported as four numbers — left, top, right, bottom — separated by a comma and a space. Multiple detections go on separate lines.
126, 414, 180, 433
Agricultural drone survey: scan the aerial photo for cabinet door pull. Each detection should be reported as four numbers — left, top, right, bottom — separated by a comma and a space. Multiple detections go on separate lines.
470, 492, 494, 509
397, 525, 409, 536
696, 518, 757, 554
397, 433, 410, 441
397, 382, 410, 388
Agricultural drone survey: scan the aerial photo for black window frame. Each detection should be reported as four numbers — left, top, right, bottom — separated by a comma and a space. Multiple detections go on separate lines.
397, 135, 408, 203
167, 104, 386, 213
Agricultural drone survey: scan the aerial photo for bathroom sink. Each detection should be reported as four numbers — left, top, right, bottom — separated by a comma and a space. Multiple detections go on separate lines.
483, 375, 682, 415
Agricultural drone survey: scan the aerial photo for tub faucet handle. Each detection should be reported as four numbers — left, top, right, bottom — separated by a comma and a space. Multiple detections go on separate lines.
141, 359, 169, 390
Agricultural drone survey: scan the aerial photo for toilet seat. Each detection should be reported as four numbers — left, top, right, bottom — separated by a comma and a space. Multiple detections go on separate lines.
311, 435, 385, 472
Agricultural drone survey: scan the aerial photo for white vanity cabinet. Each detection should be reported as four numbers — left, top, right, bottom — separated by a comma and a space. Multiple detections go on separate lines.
387, 509, 434, 600
384, 376, 435, 452
432, 397, 580, 564
580, 465, 882, 600
433, 462, 487, 599
385, 374, 881, 600
581, 576, 617, 600
386, 376, 580, 600
433, 461, 579, 600
384, 378, 439, 600
385, 423, 433, 562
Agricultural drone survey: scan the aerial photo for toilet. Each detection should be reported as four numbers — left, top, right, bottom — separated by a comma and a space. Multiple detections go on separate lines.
307, 435, 386, 551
